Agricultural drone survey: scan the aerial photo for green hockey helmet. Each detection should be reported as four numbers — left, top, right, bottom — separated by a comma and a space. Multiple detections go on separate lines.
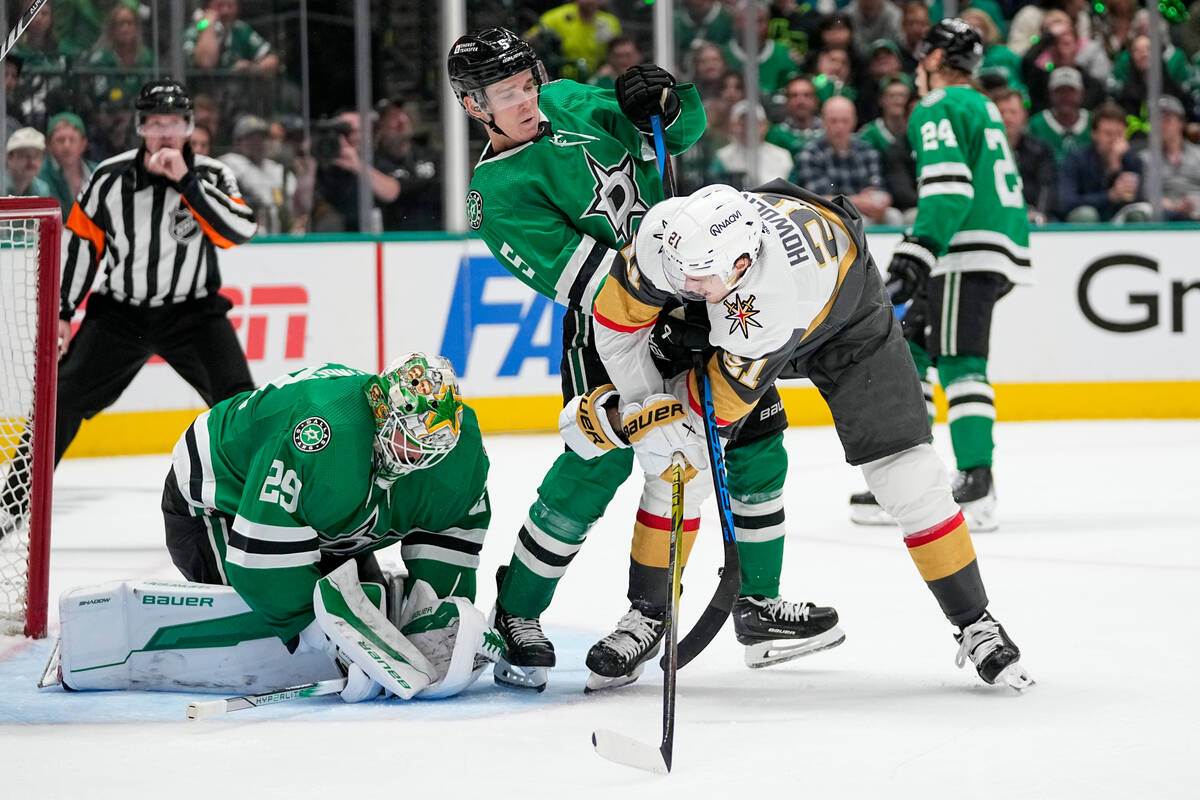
366, 353, 464, 483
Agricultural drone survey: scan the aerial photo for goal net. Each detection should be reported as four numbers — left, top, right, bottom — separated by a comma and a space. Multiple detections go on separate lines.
0, 198, 61, 638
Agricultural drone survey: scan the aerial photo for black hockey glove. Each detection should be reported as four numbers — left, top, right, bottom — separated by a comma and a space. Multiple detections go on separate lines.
886, 235, 938, 306
615, 64, 682, 132
649, 304, 710, 370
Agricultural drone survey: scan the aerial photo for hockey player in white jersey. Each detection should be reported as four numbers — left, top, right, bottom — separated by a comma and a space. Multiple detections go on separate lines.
575, 181, 1032, 688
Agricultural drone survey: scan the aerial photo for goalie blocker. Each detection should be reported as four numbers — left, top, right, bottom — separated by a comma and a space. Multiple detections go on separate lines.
51, 561, 502, 700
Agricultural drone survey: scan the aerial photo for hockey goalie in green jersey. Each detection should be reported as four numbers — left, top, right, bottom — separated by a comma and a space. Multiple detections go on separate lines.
136, 354, 504, 702
850, 18, 1033, 533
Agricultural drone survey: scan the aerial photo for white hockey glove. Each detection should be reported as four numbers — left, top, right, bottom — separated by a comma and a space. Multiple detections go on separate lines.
621, 392, 707, 482
560, 383, 629, 460
312, 560, 438, 702
398, 579, 505, 699
296, 618, 384, 703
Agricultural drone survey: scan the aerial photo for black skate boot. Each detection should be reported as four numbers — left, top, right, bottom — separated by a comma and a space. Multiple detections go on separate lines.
733, 595, 846, 668
954, 610, 1033, 690
489, 566, 555, 692
848, 489, 894, 526
584, 607, 666, 693
952, 466, 998, 532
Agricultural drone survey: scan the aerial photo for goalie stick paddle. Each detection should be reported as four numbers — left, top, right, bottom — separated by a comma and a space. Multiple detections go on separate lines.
592, 451, 685, 775
1, 0, 50, 63
185, 677, 347, 720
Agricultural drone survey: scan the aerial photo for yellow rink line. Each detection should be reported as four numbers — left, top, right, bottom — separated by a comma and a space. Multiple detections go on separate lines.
59, 381, 1200, 459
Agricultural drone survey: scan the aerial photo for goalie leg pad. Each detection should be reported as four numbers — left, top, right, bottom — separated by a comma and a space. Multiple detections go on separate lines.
314, 561, 437, 700
398, 579, 504, 699
560, 384, 627, 461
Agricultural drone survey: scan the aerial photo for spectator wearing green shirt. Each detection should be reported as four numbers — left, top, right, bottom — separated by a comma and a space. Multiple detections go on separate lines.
812, 46, 857, 106
687, 41, 729, 101
588, 35, 642, 91
722, 3, 799, 98
677, 0, 735, 55
84, 3, 154, 108
4, 128, 52, 198
766, 0, 822, 65
527, 1, 621, 83
39, 112, 95, 218
184, 0, 280, 74
858, 75, 911, 155
766, 75, 823, 155
961, 8, 1028, 98
1026, 67, 1092, 164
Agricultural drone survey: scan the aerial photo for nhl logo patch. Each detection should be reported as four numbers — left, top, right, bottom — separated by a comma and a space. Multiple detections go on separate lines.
169, 207, 200, 243
293, 417, 331, 453
466, 190, 483, 230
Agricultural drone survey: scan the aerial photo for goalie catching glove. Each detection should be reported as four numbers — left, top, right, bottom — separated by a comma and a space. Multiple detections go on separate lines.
303, 560, 502, 703
622, 390, 706, 482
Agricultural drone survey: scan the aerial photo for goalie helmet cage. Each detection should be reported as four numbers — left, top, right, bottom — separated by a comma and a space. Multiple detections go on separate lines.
0, 197, 61, 639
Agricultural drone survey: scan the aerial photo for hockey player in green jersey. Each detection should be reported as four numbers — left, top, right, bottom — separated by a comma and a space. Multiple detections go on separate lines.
850, 18, 1032, 532
449, 28, 842, 692
160, 354, 502, 702
585, 179, 1032, 690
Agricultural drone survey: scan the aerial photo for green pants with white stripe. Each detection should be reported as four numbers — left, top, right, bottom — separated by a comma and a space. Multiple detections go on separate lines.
910, 271, 1013, 471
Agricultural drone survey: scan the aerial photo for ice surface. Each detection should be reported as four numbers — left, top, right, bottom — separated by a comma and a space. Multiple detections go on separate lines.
2, 420, 1198, 799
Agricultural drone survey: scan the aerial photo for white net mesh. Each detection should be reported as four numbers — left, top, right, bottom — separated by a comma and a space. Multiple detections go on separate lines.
0, 217, 45, 635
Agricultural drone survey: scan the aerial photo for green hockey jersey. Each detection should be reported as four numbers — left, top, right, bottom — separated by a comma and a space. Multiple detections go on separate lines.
908, 85, 1032, 284
467, 79, 706, 313
170, 363, 490, 642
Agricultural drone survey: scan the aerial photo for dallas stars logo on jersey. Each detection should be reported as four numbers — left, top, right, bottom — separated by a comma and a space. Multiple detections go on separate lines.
724, 293, 762, 338
582, 150, 648, 244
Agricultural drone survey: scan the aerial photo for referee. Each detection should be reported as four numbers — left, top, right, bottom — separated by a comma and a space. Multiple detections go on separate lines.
2, 79, 258, 535
52, 77, 259, 462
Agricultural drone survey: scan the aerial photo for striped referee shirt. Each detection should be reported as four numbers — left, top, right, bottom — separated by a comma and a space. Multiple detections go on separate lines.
59, 145, 258, 320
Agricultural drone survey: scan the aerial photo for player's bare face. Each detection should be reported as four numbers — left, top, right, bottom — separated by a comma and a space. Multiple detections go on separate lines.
485, 71, 541, 142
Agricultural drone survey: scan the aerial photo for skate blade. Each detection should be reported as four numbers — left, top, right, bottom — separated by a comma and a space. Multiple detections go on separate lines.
584, 661, 646, 693
996, 662, 1035, 692
744, 626, 847, 668
849, 505, 896, 526
493, 659, 549, 693
960, 490, 998, 532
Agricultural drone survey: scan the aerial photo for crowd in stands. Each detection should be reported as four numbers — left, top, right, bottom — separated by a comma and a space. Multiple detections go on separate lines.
7, 0, 1200, 231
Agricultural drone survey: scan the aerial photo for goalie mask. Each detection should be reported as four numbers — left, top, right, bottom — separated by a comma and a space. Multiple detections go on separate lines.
660, 185, 765, 301
366, 353, 464, 485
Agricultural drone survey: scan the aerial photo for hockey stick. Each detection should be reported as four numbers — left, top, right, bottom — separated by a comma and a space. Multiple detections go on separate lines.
1, 0, 50, 63
592, 450, 685, 775
185, 677, 347, 720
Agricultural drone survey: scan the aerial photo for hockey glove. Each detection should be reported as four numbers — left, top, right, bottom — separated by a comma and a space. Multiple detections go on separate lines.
560, 383, 628, 460
886, 235, 938, 306
649, 305, 711, 368
615, 64, 682, 132
621, 393, 707, 482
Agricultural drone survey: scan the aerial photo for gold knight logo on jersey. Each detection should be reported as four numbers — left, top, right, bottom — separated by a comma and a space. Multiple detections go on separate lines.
724, 293, 762, 338
581, 150, 648, 244
169, 207, 200, 243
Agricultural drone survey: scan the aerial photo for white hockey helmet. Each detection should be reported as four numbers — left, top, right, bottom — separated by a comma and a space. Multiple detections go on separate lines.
660, 184, 764, 300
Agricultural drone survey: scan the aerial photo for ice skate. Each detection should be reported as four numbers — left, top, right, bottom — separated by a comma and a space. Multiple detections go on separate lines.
953, 466, 998, 532
848, 489, 895, 526
584, 607, 665, 693
489, 567, 555, 692
733, 595, 846, 668
955, 610, 1033, 690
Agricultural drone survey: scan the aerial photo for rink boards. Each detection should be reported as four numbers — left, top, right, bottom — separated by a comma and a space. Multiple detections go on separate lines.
63, 228, 1200, 457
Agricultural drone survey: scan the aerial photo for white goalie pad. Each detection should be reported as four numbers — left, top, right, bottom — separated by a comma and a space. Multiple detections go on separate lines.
57, 579, 340, 693
313, 560, 437, 700
397, 579, 504, 699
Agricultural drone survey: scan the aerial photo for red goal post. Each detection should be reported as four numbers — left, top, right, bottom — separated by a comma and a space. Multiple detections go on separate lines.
0, 197, 61, 638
